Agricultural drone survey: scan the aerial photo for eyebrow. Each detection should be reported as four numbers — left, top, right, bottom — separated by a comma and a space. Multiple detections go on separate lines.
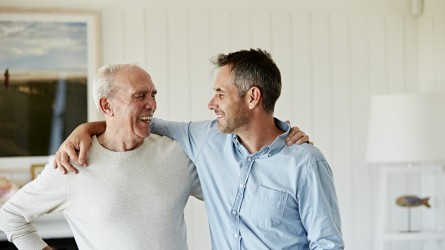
132, 89, 157, 96
214, 87, 225, 93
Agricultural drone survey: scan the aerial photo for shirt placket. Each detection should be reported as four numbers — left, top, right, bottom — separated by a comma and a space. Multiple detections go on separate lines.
230, 155, 255, 250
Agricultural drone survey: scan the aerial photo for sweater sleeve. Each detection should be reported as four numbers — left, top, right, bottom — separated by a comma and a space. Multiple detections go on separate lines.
0, 164, 70, 250
187, 161, 203, 201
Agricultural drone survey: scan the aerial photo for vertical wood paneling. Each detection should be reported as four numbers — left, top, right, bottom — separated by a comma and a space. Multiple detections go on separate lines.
145, 10, 169, 119
386, 15, 405, 92
122, 9, 145, 64
250, 11, 271, 51
418, 15, 435, 92
167, 11, 190, 121
102, 9, 124, 64
434, 15, 445, 91
185, 198, 210, 250
404, 16, 419, 93
230, 12, 250, 50
311, 14, 332, 159
349, 15, 372, 249
209, 11, 230, 56
368, 16, 387, 94
271, 12, 292, 120
189, 12, 213, 121
330, 14, 352, 248
290, 14, 312, 134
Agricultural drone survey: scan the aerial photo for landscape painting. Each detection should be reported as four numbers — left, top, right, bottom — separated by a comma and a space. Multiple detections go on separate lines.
0, 10, 98, 157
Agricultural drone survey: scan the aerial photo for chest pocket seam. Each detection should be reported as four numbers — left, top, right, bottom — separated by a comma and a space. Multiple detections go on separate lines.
249, 185, 288, 228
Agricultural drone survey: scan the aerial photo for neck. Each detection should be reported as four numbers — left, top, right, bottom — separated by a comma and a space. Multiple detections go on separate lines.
97, 126, 144, 152
236, 113, 283, 154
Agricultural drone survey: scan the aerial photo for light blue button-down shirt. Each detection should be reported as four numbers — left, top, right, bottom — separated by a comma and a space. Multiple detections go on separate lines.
152, 118, 344, 250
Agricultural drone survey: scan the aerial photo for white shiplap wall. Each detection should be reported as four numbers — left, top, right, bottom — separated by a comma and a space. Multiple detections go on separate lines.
2, 0, 445, 249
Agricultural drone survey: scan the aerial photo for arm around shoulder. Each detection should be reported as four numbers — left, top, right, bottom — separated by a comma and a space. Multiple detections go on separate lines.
54, 121, 106, 173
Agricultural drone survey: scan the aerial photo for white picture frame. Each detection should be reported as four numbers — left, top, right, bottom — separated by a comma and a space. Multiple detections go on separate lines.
0, 8, 100, 176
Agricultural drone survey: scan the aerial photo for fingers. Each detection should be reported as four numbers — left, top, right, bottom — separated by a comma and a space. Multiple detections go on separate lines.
286, 126, 301, 145
53, 150, 60, 169
53, 142, 80, 174
61, 150, 79, 174
296, 135, 310, 145
286, 124, 314, 146
65, 142, 79, 165
286, 130, 306, 145
286, 125, 299, 138
53, 150, 67, 175
63, 142, 80, 174
287, 133, 313, 146
78, 141, 89, 166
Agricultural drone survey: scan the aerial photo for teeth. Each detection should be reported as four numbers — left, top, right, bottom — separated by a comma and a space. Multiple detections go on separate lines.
140, 116, 152, 122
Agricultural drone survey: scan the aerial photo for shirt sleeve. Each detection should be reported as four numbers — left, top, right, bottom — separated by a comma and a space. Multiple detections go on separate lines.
0, 164, 70, 250
151, 118, 215, 162
298, 159, 344, 249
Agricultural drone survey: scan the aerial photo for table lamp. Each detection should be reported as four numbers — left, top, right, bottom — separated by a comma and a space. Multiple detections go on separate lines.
366, 92, 445, 164
366, 92, 445, 237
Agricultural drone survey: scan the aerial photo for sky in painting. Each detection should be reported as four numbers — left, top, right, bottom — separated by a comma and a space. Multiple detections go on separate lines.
0, 21, 87, 73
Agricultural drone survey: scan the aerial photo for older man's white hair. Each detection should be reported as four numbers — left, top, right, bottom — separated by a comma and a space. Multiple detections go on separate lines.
92, 64, 139, 112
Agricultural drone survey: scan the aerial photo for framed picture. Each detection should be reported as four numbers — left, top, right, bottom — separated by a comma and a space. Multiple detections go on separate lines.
30, 164, 46, 180
0, 8, 100, 160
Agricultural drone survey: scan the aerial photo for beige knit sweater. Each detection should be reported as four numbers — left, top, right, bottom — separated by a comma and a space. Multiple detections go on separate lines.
0, 135, 202, 250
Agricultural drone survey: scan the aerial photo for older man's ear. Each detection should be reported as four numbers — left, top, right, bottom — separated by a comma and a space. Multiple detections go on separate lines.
99, 97, 113, 117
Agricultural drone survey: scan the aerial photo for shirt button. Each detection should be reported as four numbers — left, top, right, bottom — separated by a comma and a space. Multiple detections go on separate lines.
247, 157, 252, 161
232, 210, 237, 215
268, 153, 272, 157
239, 183, 244, 188
234, 233, 239, 238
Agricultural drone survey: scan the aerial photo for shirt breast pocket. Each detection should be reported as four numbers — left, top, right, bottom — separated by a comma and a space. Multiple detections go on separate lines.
249, 186, 288, 228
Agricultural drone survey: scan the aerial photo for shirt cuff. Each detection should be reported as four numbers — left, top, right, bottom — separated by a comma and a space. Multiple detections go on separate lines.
12, 233, 48, 250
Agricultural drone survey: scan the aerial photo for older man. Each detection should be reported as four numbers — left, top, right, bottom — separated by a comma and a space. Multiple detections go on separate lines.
0, 64, 202, 249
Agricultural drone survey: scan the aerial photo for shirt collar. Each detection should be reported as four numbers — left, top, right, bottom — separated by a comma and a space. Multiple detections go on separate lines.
231, 118, 290, 158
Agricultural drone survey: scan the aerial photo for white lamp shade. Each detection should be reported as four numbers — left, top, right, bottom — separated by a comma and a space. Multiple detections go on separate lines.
366, 93, 445, 163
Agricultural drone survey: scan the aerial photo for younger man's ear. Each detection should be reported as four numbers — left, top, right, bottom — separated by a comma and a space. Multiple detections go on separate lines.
246, 87, 261, 109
